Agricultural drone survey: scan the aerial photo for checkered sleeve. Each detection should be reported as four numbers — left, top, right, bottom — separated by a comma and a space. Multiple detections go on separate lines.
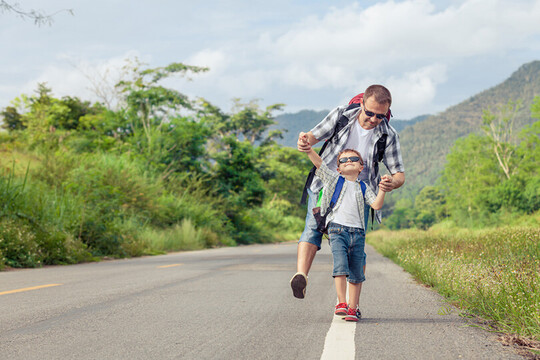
315, 162, 338, 186
382, 131, 405, 174
310, 106, 345, 141
363, 181, 378, 207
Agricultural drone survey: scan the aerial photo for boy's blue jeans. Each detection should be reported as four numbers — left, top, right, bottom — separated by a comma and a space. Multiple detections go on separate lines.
298, 188, 371, 250
327, 223, 366, 283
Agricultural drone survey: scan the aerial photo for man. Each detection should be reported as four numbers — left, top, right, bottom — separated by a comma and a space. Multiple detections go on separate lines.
290, 84, 405, 300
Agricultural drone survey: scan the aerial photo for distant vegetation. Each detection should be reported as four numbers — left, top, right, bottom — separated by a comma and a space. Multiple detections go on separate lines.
0, 61, 310, 268
0, 58, 538, 270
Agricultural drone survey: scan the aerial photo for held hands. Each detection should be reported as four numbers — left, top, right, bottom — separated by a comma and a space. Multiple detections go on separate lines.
379, 174, 394, 192
297, 132, 311, 153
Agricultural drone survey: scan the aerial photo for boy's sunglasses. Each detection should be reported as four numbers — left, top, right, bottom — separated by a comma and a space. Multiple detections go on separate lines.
338, 156, 362, 164
363, 107, 388, 121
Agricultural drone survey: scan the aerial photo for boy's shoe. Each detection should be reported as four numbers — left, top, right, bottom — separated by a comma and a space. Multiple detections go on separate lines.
345, 307, 362, 322
290, 272, 308, 299
334, 303, 348, 316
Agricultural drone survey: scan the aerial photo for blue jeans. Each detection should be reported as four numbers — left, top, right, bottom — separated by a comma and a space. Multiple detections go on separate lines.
298, 188, 371, 251
328, 223, 366, 283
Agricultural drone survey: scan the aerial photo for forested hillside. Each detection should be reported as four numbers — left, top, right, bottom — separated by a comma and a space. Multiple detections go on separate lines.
399, 60, 540, 194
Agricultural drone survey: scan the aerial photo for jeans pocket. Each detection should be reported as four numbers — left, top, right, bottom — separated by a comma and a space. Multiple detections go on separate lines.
328, 226, 341, 235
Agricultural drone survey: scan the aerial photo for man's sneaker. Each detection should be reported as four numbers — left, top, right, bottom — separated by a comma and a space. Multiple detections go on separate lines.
344, 307, 362, 322
290, 272, 308, 299
334, 303, 348, 316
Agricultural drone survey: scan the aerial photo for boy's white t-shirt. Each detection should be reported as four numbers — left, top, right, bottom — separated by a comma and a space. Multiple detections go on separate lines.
331, 179, 362, 228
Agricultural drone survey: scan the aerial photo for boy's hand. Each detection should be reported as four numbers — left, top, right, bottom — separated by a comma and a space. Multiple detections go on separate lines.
297, 132, 311, 153
379, 175, 394, 192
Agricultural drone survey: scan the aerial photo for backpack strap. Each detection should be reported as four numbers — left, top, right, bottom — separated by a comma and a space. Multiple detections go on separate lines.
372, 133, 387, 177
359, 181, 366, 197
324, 176, 344, 215
300, 104, 359, 205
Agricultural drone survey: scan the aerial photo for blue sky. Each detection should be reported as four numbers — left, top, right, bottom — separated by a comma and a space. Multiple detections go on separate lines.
1, 0, 540, 119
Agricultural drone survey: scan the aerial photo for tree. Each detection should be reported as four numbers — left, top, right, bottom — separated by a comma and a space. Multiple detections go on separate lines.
0, 1, 73, 26
199, 99, 284, 147
440, 134, 502, 225
414, 186, 447, 228
482, 100, 522, 179
0, 106, 24, 130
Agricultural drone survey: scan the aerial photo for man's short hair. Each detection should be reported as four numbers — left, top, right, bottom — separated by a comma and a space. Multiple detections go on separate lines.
337, 148, 363, 167
364, 84, 392, 107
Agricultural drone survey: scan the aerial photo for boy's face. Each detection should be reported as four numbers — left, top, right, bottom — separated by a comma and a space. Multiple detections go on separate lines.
337, 151, 364, 175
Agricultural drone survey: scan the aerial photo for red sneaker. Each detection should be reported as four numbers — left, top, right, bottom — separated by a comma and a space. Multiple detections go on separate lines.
334, 303, 348, 316
344, 307, 361, 322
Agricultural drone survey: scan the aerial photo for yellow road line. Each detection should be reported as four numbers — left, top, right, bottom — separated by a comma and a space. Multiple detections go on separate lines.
157, 263, 183, 268
0, 283, 63, 296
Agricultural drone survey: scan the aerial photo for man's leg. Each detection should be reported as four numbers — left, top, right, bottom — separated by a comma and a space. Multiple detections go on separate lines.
297, 241, 317, 274
291, 188, 323, 299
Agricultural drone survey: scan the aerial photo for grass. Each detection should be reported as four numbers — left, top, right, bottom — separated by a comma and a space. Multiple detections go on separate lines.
367, 225, 540, 348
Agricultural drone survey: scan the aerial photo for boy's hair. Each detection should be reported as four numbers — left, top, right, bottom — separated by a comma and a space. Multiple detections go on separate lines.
364, 84, 392, 107
337, 149, 363, 167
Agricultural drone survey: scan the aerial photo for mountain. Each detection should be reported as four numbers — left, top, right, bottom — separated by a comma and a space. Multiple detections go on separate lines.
272, 110, 428, 148
399, 60, 540, 194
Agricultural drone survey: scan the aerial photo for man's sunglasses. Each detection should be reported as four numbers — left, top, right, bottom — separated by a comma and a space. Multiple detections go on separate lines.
363, 106, 388, 121
338, 156, 362, 164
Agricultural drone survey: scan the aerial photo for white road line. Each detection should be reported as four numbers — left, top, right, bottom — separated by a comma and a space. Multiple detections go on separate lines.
320, 290, 356, 360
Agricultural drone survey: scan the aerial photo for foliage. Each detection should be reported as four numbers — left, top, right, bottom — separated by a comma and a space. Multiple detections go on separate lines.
0, 61, 305, 266
386, 96, 540, 230
368, 226, 540, 343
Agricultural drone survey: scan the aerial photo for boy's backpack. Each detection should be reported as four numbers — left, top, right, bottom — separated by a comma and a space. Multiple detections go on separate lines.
300, 93, 391, 205
312, 177, 367, 234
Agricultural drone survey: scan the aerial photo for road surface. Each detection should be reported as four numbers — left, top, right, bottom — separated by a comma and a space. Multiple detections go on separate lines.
0, 241, 522, 359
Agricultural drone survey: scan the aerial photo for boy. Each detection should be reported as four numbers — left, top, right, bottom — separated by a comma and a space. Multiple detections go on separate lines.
299, 135, 387, 321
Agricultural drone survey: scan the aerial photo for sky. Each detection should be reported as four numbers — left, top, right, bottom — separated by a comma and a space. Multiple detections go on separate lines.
1, 0, 540, 120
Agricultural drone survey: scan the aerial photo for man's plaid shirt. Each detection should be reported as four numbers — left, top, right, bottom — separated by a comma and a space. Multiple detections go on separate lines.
310, 105, 405, 222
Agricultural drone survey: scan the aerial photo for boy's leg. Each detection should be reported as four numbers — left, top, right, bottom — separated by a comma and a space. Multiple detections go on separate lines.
355, 204, 371, 299
291, 188, 324, 299
347, 282, 361, 309
334, 276, 347, 304
328, 224, 349, 301
348, 229, 367, 307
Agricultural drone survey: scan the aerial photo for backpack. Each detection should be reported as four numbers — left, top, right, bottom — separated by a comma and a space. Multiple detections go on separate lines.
300, 93, 391, 205
312, 177, 367, 234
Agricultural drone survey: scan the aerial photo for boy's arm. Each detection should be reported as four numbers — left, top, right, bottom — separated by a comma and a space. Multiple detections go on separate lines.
370, 174, 395, 209
298, 132, 322, 169
307, 148, 322, 169
370, 189, 386, 210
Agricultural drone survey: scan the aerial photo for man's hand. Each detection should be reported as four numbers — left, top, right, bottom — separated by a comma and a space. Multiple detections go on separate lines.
379, 173, 405, 192
297, 132, 311, 153
379, 174, 395, 192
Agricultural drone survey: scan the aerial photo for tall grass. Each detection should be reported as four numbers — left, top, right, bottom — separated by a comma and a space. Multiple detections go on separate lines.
368, 226, 540, 342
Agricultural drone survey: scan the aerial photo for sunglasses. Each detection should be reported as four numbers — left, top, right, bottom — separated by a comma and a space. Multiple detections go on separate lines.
363, 105, 388, 121
338, 156, 362, 164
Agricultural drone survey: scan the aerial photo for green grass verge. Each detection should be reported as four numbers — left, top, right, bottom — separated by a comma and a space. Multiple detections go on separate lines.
367, 226, 539, 345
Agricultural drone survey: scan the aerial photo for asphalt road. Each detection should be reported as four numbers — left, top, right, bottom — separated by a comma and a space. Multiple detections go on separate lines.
0, 241, 523, 359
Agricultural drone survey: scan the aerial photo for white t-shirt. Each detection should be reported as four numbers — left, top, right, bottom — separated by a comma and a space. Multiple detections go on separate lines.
330, 120, 374, 182
331, 180, 362, 228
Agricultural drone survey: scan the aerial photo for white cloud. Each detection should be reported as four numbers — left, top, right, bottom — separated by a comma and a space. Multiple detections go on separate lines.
386, 64, 448, 116
185, 49, 229, 74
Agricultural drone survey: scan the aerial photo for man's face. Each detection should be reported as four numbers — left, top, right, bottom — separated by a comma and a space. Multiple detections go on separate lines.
358, 96, 389, 130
